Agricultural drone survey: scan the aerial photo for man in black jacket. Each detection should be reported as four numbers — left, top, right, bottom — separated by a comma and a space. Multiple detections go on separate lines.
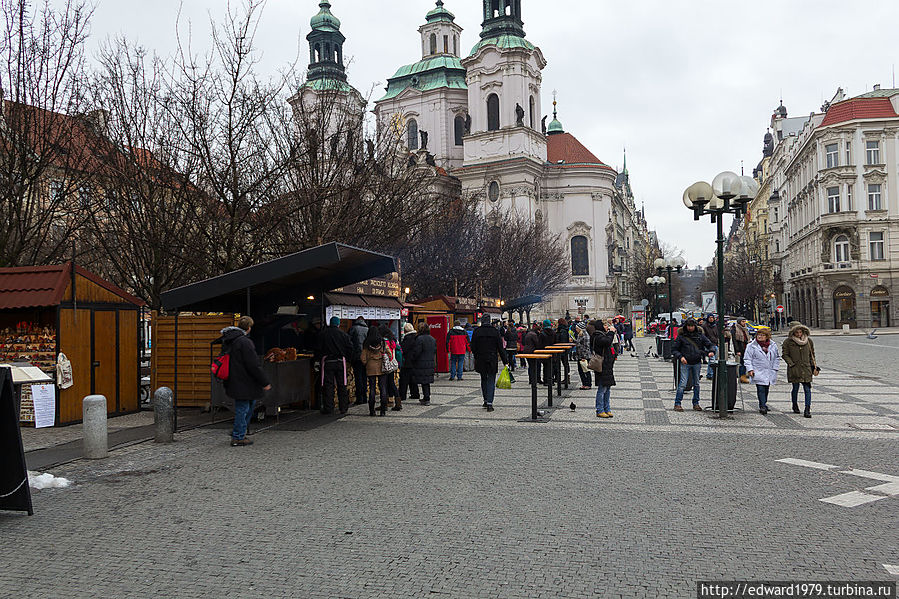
348, 317, 368, 405
470, 315, 508, 411
221, 316, 271, 446
539, 319, 556, 387
671, 318, 714, 412
700, 314, 723, 380
521, 323, 541, 385
318, 317, 353, 415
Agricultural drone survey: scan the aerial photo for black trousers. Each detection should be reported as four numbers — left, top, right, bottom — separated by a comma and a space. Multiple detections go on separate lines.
526, 358, 537, 385
352, 359, 367, 404
368, 374, 388, 413
577, 360, 592, 387
398, 368, 420, 401
322, 360, 349, 413
507, 350, 517, 372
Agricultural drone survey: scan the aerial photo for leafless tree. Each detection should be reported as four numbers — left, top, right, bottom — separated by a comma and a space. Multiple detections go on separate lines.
0, 0, 96, 266
84, 38, 208, 309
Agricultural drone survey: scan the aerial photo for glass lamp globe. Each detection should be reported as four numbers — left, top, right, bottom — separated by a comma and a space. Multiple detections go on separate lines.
736, 176, 760, 203
672, 256, 686, 269
712, 171, 742, 200
653, 258, 667, 270
683, 181, 715, 209
657, 276, 666, 285
646, 277, 654, 285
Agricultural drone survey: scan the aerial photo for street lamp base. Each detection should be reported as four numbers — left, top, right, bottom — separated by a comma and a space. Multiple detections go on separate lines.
708, 413, 735, 420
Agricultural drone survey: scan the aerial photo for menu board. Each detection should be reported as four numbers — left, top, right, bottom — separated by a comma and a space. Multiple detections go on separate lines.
331, 276, 401, 298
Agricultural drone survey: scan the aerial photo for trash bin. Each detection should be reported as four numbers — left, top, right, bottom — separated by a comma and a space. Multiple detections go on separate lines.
656, 335, 663, 355
710, 361, 738, 411
660, 338, 672, 360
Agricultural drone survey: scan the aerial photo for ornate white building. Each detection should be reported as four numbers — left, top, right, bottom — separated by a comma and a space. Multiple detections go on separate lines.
374, 1, 648, 319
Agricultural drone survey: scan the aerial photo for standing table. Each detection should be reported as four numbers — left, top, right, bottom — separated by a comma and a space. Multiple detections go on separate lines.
548, 343, 575, 389
534, 349, 565, 403
517, 353, 551, 421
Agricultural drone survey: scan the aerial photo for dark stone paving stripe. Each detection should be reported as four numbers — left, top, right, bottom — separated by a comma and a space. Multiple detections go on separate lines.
765, 413, 804, 430
645, 411, 671, 425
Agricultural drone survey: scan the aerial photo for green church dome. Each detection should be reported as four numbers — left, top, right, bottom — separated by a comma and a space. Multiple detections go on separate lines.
311, 1, 341, 32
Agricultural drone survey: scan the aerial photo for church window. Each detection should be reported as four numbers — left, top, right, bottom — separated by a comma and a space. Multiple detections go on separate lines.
490, 0, 500, 18
443, 35, 448, 53
487, 94, 500, 131
430, 34, 437, 55
453, 36, 458, 56
407, 119, 419, 150
488, 181, 500, 203
504, 0, 512, 16
314, 43, 321, 62
529, 96, 535, 128
454, 115, 465, 146
571, 236, 589, 276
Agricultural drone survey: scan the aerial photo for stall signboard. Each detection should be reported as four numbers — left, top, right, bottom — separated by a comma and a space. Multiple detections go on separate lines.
632, 307, 646, 338
331, 276, 401, 298
455, 297, 478, 312
0, 367, 33, 515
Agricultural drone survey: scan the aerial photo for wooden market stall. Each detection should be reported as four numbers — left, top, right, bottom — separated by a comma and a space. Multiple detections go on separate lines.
160, 243, 398, 418
0, 263, 144, 426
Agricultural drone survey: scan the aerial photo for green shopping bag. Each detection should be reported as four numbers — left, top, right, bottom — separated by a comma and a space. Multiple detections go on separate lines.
496, 366, 512, 389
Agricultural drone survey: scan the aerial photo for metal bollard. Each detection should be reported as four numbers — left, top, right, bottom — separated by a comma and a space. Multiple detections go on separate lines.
153, 387, 175, 443
82, 395, 108, 459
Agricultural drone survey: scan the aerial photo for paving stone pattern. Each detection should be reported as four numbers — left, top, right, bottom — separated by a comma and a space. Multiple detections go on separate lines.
2, 338, 897, 598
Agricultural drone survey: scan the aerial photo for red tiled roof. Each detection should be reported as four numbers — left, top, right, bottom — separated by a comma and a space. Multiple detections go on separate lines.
546, 133, 613, 170
0, 263, 145, 310
820, 97, 898, 127
0, 264, 71, 309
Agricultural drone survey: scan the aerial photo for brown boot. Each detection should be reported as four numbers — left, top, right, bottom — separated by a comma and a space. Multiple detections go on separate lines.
391, 397, 403, 411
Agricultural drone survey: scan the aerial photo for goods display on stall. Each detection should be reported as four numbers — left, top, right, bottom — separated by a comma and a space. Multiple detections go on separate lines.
0, 263, 144, 426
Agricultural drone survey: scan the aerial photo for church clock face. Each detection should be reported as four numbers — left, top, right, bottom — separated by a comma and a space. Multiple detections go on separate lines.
488, 181, 500, 202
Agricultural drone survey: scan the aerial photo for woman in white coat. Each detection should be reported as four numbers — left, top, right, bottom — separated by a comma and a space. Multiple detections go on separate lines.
743, 328, 780, 415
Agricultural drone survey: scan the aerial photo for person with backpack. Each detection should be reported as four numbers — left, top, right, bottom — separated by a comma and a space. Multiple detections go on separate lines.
360, 327, 388, 416
318, 316, 353, 415
470, 315, 508, 411
446, 320, 470, 381
407, 323, 436, 405
220, 316, 271, 446
574, 322, 592, 390
671, 318, 714, 412
348, 317, 369, 405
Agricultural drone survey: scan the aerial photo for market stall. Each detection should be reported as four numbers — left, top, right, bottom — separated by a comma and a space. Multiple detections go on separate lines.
0, 263, 144, 426
160, 242, 398, 417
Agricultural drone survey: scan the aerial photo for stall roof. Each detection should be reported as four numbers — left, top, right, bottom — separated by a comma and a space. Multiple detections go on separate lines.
161, 243, 397, 314
505, 294, 542, 311
0, 262, 145, 310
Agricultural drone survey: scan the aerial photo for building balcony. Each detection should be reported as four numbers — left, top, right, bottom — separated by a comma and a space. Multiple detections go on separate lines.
821, 261, 856, 273
819, 211, 858, 226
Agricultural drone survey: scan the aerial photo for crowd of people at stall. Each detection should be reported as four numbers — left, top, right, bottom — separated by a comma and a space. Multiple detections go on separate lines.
219, 311, 820, 446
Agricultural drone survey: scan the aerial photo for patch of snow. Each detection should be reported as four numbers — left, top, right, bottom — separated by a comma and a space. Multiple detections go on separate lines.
27, 471, 72, 490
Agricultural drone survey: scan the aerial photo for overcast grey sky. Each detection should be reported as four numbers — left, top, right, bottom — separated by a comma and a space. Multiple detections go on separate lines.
70, 0, 899, 267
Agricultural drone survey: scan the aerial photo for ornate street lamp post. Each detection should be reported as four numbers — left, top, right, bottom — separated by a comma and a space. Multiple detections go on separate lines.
654, 257, 685, 326
683, 173, 760, 419
646, 275, 665, 320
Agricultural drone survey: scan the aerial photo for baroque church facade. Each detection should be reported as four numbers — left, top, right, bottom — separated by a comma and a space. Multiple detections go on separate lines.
301, 1, 652, 319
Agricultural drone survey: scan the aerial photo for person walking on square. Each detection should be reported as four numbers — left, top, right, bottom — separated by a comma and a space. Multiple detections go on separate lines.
221, 316, 271, 446
379, 324, 400, 405
318, 316, 353, 415
360, 328, 388, 416
592, 321, 616, 417
504, 322, 520, 373
700, 314, 723, 380
743, 328, 780, 415
348, 317, 369, 405
521, 322, 541, 385
731, 317, 751, 383
782, 323, 819, 418
471, 314, 508, 411
539, 319, 556, 387
446, 320, 469, 381
398, 323, 420, 406
574, 321, 592, 390
407, 323, 436, 405
671, 318, 714, 412
623, 320, 635, 352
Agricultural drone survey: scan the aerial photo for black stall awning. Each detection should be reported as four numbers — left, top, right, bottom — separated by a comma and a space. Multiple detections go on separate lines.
161, 243, 397, 315
505, 295, 543, 311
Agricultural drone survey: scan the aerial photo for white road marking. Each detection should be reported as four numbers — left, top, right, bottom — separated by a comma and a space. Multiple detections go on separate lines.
842, 468, 899, 483
819, 491, 887, 507
776, 458, 839, 470
883, 564, 899, 576
778, 458, 899, 508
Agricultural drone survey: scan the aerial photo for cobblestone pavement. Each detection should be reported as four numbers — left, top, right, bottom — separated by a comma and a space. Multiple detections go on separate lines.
798, 334, 899, 382
3, 338, 897, 598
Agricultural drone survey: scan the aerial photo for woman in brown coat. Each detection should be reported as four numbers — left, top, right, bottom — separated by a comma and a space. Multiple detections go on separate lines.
360, 327, 388, 416
781, 323, 819, 418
